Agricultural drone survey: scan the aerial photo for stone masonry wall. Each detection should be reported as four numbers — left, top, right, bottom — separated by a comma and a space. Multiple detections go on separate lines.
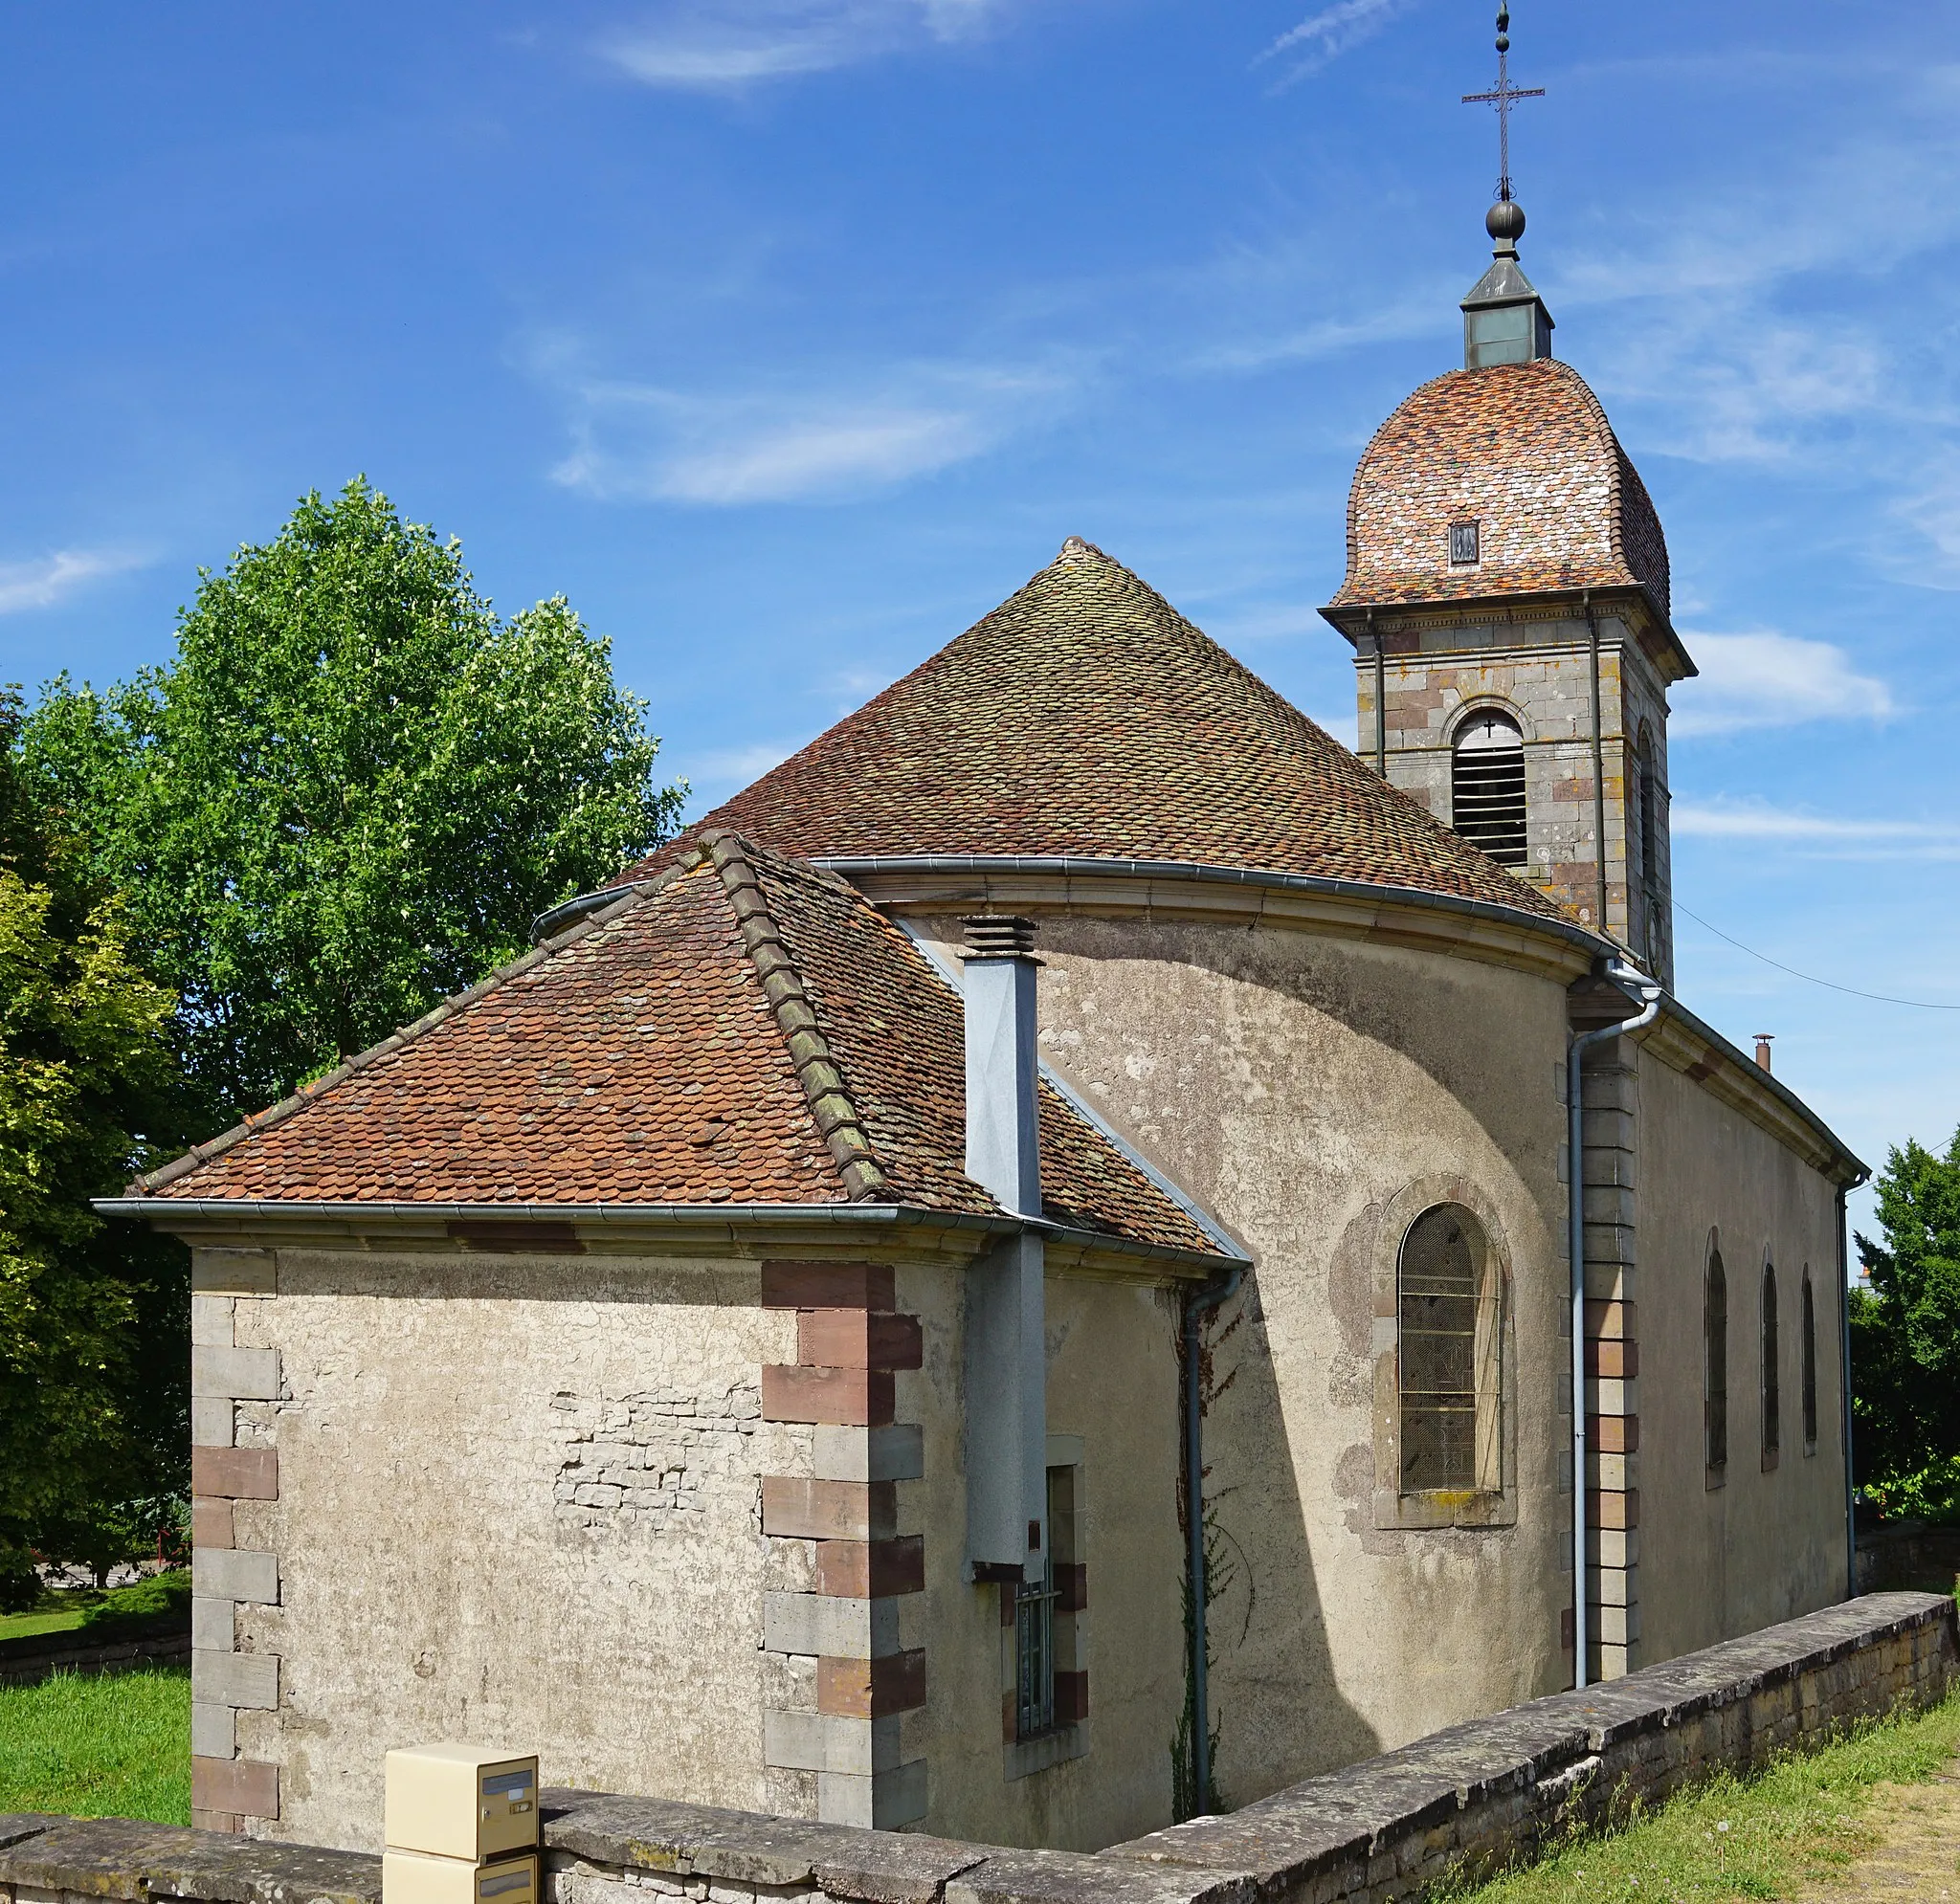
5, 1594, 1949, 1904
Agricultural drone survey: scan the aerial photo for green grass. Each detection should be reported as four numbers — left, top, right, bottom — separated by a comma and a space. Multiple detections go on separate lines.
1440, 1687, 1960, 1904
0, 1602, 91, 1643
0, 1570, 189, 1650
0, 1667, 190, 1826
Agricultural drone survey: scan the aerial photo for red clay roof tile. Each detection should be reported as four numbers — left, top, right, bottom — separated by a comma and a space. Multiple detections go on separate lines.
623, 540, 1572, 925
139, 835, 1221, 1257
1327, 358, 1671, 616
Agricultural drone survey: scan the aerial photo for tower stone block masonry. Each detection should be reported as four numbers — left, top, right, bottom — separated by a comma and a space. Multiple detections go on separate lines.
1354, 597, 1683, 985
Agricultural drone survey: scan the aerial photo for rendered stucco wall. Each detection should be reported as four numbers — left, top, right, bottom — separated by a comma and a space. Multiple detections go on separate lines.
906, 912, 1576, 1809
1633, 1053, 1848, 1660
224, 1250, 801, 1851
899, 1261, 1186, 1852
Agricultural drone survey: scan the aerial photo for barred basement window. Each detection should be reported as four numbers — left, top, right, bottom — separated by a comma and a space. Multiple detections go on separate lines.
1705, 1242, 1727, 1485
1761, 1260, 1781, 1471
1453, 710, 1527, 868
1801, 1269, 1818, 1455
1398, 1204, 1502, 1494
1011, 1464, 1082, 1741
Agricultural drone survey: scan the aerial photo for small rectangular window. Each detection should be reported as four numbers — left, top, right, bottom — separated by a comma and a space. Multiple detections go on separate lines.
1449, 520, 1481, 566
1010, 1465, 1082, 1742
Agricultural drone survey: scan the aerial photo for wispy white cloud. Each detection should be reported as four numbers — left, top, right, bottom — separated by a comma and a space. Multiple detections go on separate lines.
599, 0, 1004, 89
1671, 630, 1892, 736
1673, 799, 1956, 843
543, 349, 1080, 504
680, 738, 810, 800
0, 547, 147, 614
1254, 0, 1419, 89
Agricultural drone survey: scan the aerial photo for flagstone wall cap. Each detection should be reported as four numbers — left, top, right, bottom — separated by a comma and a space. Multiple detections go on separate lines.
623, 540, 1575, 929
1326, 357, 1672, 621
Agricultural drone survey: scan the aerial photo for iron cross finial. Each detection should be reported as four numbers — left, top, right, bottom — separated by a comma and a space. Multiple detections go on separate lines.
1461, 5, 1545, 205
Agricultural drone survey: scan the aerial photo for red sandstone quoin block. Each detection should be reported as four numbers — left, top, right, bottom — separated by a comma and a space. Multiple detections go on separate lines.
816, 1649, 926, 1717
192, 1755, 278, 1820
1589, 1490, 1639, 1531
762, 1262, 896, 1311
1589, 1414, 1640, 1453
191, 1498, 234, 1549
1586, 1339, 1638, 1380
763, 1364, 895, 1426
814, 1536, 924, 1597
191, 1446, 278, 1500
797, 1310, 922, 1371
1055, 1670, 1090, 1725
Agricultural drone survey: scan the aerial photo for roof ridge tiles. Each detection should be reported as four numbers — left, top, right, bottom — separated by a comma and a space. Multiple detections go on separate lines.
127, 857, 695, 1198
702, 830, 892, 1204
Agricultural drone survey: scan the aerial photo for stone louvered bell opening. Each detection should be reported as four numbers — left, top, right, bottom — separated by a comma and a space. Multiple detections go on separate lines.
1452, 711, 1527, 868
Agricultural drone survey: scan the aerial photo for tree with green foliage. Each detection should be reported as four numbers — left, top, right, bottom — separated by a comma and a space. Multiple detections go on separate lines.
25, 478, 684, 1119
1851, 1123, 1960, 1524
0, 693, 189, 1607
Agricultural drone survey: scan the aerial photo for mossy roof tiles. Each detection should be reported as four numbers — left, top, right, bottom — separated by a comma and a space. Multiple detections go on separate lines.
624, 541, 1570, 924
1327, 358, 1671, 617
138, 835, 1220, 1257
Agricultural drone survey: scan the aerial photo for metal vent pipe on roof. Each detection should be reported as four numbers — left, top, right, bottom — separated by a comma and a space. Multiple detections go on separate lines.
960, 915, 1049, 1585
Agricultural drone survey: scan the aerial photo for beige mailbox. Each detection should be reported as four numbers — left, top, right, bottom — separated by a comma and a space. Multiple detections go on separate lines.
381, 1851, 538, 1904
384, 1744, 540, 1861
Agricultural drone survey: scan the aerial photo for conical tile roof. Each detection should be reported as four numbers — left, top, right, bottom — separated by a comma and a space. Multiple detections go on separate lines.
630, 540, 1571, 922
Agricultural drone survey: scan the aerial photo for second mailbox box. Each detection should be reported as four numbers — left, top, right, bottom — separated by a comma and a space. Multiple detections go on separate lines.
385, 1744, 540, 1861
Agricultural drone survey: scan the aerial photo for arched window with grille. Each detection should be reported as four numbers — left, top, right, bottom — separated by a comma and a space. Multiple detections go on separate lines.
1397, 1204, 1503, 1494
1801, 1269, 1818, 1455
1452, 708, 1527, 868
1704, 1240, 1727, 1486
1761, 1259, 1781, 1471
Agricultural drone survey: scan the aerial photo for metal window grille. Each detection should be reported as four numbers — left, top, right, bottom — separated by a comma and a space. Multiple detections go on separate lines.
1013, 1563, 1057, 1739
1705, 1251, 1727, 1472
1453, 714, 1527, 868
1801, 1274, 1818, 1452
1761, 1266, 1780, 1461
1398, 1207, 1480, 1491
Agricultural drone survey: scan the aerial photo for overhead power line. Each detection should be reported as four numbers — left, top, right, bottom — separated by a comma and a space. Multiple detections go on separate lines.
1677, 902, 1960, 1010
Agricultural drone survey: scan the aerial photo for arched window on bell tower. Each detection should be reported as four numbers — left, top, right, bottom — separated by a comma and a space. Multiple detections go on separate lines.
1452, 709, 1527, 868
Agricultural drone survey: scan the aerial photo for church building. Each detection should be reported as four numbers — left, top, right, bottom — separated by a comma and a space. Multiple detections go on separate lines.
109, 192, 1863, 1857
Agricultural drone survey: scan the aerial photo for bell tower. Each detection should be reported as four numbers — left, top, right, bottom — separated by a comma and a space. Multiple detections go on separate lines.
1318, 37, 1694, 983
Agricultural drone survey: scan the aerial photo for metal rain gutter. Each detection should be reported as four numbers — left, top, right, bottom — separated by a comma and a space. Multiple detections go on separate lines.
814, 852, 1613, 962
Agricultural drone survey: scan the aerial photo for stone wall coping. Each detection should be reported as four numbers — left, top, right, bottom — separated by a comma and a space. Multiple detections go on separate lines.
0, 1593, 1948, 1904
0, 1815, 378, 1904
542, 1791, 1252, 1903
1107, 1592, 1953, 1885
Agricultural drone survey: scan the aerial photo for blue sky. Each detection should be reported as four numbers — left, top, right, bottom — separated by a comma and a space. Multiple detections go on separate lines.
4, 0, 1957, 1241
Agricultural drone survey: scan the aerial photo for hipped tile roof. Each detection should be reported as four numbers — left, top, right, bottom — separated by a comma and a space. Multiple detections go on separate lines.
1326, 358, 1671, 618
624, 540, 1572, 924
137, 834, 1223, 1258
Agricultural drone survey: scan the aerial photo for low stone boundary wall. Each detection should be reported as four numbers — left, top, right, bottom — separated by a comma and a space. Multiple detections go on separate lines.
0, 1627, 190, 1689
0, 1593, 1951, 1904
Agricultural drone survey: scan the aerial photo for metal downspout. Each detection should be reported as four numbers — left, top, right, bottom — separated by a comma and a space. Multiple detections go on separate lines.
1583, 590, 1610, 938
1837, 1169, 1868, 1598
1567, 960, 1662, 1690
1185, 1264, 1244, 1811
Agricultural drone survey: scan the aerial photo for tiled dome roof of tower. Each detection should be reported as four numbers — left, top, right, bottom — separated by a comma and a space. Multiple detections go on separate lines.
624, 540, 1573, 924
1326, 358, 1670, 618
